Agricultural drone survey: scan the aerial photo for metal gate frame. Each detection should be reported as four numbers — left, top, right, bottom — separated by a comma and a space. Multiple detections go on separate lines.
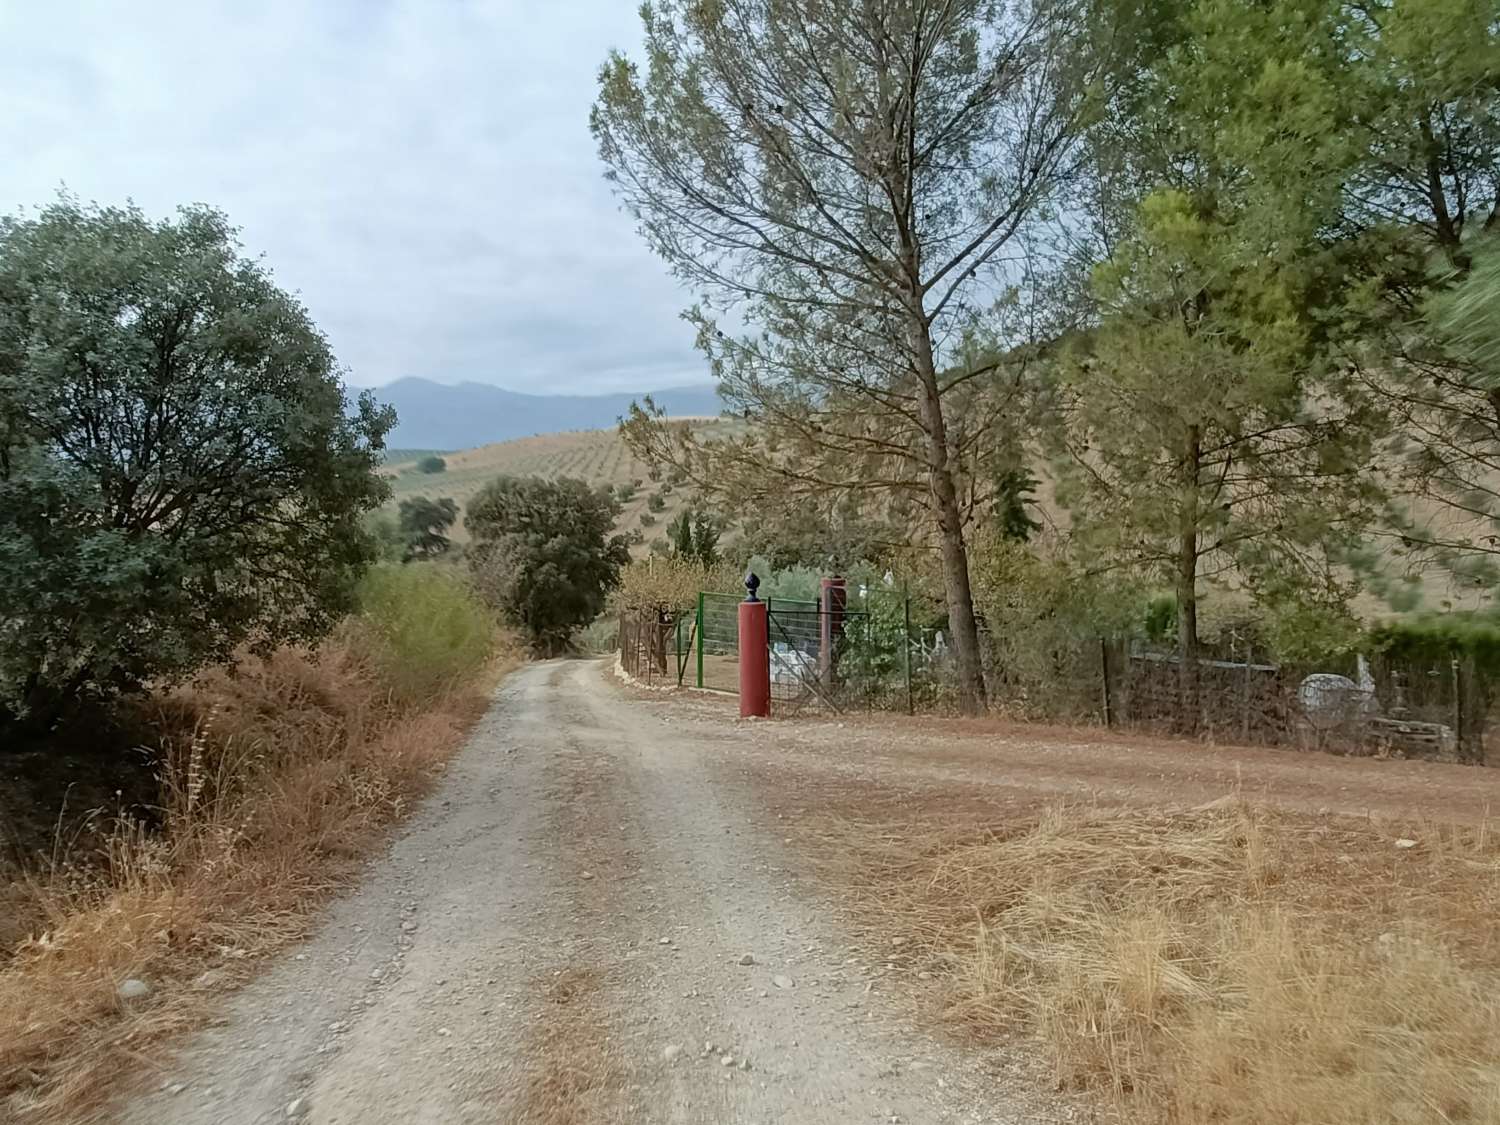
765, 601, 867, 714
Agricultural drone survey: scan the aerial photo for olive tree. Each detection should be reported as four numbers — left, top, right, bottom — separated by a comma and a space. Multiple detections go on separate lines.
0, 199, 394, 728
594, 0, 1104, 714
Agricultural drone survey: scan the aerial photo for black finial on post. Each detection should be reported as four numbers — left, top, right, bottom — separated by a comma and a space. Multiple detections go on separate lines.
744, 570, 760, 602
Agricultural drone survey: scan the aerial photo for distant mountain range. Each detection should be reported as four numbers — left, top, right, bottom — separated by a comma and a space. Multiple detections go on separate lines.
372, 377, 721, 450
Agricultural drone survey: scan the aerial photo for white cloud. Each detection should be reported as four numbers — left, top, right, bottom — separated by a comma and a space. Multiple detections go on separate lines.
0, 0, 706, 393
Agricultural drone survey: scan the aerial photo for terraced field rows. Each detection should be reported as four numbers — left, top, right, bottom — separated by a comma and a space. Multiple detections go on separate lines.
383, 427, 707, 550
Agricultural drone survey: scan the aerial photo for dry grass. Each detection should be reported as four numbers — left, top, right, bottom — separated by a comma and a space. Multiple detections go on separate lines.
512, 966, 627, 1125
0, 628, 515, 1123
817, 802, 1500, 1124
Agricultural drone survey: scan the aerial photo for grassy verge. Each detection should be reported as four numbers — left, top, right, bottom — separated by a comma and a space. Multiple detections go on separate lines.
0, 564, 514, 1123
815, 804, 1500, 1124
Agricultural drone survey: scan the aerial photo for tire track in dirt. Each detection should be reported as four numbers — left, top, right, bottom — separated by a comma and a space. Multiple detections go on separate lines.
118, 660, 1064, 1125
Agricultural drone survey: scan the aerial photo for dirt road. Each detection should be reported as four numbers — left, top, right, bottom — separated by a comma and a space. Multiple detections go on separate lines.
119, 658, 1500, 1124
119, 661, 1060, 1125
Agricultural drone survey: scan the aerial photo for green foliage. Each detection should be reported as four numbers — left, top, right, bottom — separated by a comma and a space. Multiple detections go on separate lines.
397, 497, 458, 561
466, 475, 630, 654
1144, 595, 1178, 646
646, 491, 666, 513
666, 510, 721, 567
743, 559, 822, 604
993, 469, 1042, 543
638, 512, 657, 529
1427, 235, 1500, 384
971, 533, 1150, 720
1056, 2, 1390, 659
416, 455, 447, 474
382, 448, 448, 466
351, 564, 494, 705
365, 511, 406, 564
1369, 614, 1500, 676
1080, 0, 1499, 609
0, 198, 393, 727
616, 482, 637, 503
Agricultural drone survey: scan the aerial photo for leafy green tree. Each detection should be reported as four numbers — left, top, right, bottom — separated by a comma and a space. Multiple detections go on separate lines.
992, 469, 1042, 543
398, 496, 459, 561
595, 0, 1107, 715
1429, 237, 1500, 382
1057, 43, 1381, 717
416, 455, 447, 474
0, 198, 393, 728
646, 491, 666, 513
1082, 0, 1499, 608
365, 511, 407, 563
1057, 194, 1372, 692
466, 476, 630, 654
666, 509, 722, 568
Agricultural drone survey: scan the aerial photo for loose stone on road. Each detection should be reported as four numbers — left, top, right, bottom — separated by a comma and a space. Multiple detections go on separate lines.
118, 659, 1056, 1124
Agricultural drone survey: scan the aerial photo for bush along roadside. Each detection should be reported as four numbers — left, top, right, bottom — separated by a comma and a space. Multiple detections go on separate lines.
0, 563, 514, 1123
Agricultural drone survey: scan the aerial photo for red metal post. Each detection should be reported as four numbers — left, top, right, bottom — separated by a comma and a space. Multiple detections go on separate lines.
819, 576, 846, 679
738, 597, 770, 718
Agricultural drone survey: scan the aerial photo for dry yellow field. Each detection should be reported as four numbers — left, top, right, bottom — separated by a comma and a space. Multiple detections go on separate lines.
383, 427, 708, 548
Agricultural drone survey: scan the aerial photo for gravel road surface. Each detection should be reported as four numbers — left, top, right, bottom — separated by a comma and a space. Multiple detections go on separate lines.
119, 660, 1058, 1125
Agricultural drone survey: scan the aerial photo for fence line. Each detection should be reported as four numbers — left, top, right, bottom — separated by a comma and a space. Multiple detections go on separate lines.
614, 591, 1490, 765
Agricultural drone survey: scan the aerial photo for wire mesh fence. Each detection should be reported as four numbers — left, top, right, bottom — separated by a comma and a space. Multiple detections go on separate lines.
617, 608, 692, 688
615, 583, 1492, 764
697, 592, 742, 693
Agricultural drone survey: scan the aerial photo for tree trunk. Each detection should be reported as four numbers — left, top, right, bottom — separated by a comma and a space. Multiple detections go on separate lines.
1177, 425, 1202, 733
909, 316, 988, 716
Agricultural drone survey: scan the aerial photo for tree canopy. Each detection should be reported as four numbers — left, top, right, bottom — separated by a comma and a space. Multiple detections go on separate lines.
666, 509, 722, 568
466, 475, 630, 654
596, 0, 1109, 714
398, 496, 459, 561
0, 198, 393, 727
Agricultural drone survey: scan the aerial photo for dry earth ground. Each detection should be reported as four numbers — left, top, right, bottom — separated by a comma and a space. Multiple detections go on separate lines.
113, 660, 1500, 1124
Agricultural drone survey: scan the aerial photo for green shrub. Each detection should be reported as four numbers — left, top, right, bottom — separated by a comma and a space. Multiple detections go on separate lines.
351, 564, 494, 705
576, 616, 620, 654
647, 491, 667, 512
417, 456, 447, 474
364, 511, 406, 563
1370, 613, 1500, 674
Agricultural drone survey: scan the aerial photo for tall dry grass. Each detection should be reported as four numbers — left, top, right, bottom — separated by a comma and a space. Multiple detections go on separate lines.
825, 805, 1500, 1124
0, 564, 512, 1123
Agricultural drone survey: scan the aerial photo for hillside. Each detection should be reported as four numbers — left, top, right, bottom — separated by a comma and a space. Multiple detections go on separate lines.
375, 377, 721, 450
384, 427, 712, 550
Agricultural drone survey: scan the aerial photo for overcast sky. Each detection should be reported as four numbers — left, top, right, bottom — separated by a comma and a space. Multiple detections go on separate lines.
0, 0, 709, 394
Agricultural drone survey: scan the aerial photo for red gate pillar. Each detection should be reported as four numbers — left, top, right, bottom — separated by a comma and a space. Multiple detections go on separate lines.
739, 573, 770, 718
819, 575, 846, 679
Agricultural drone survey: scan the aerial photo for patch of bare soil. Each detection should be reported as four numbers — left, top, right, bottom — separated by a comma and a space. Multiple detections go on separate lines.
665, 697, 1500, 1124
